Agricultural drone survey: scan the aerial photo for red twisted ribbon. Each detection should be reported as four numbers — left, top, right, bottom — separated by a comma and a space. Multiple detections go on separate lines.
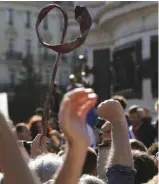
36, 4, 92, 136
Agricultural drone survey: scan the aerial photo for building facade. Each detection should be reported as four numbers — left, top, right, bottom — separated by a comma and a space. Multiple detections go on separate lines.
70, 1, 158, 113
0, 1, 73, 92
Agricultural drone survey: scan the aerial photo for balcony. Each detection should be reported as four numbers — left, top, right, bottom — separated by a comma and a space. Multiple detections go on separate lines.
43, 54, 56, 62
6, 51, 23, 60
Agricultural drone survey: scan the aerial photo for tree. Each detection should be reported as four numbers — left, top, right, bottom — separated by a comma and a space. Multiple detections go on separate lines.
9, 56, 43, 122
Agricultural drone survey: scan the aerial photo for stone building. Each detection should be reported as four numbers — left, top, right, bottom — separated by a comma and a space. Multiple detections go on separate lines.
70, 1, 158, 113
0, 1, 73, 92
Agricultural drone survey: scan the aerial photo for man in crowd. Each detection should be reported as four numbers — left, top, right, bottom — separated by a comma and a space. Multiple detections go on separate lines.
66, 74, 83, 92
128, 105, 156, 147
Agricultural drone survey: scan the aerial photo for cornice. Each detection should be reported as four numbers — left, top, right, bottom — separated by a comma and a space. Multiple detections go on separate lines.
97, 1, 157, 25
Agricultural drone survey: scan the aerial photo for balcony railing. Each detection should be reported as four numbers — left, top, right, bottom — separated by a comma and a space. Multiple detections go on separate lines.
6, 51, 23, 60
43, 54, 56, 62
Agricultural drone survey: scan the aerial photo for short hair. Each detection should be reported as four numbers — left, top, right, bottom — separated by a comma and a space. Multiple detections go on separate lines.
28, 115, 42, 139
16, 123, 28, 133
29, 153, 62, 183
35, 108, 44, 116
82, 147, 97, 175
130, 139, 147, 152
79, 175, 105, 184
111, 95, 127, 109
148, 143, 158, 156
132, 150, 158, 184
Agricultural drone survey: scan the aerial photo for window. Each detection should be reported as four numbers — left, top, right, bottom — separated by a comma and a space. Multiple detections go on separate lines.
112, 40, 142, 98
43, 17, 48, 30
9, 69, 16, 87
24, 11, 31, 28
8, 38, 14, 52
150, 36, 158, 97
25, 39, 31, 55
6, 8, 13, 25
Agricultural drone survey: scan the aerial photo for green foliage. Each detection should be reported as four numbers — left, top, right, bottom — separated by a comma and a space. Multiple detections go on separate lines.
9, 56, 44, 122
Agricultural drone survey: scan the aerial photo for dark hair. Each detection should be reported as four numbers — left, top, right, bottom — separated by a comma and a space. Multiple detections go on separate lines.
16, 123, 27, 133
30, 122, 40, 140
132, 150, 158, 184
130, 139, 147, 152
82, 147, 97, 176
35, 107, 43, 116
148, 143, 158, 156
111, 95, 127, 109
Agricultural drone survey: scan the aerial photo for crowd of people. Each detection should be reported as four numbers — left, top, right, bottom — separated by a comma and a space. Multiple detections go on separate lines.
0, 75, 158, 184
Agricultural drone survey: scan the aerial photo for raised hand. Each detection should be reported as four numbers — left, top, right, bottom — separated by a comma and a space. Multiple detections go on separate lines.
59, 88, 97, 147
31, 134, 48, 158
97, 99, 125, 124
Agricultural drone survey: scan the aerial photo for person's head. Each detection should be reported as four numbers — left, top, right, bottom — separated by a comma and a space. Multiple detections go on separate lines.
148, 143, 158, 157
69, 74, 76, 85
47, 130, 63, 153
29, 153, 62, 183
130, 139, 147, 152
79, 174, 105, 184
132, 150, 158, 184
148, 143, 159, 167
111, 95, 127, 110
35, 108, 44, 117
82, 147, 97, 176
28, 115, 42, 140
101, 121, 111, 142
16, 123, 31, 141
128, 105, 142, 126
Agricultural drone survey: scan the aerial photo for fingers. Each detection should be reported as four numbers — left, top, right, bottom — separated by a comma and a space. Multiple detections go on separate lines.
60, 88, 95, 113
67, 88, 93, 100
59, 88, 97, 125
78, 93, 97, 118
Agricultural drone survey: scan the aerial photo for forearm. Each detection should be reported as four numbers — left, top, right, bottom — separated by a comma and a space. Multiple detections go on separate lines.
97, 146, 111, 180
0, 115, 41, 184
97, 140, 111, 180
54, 143, 88, 184
107, 120, 133, 168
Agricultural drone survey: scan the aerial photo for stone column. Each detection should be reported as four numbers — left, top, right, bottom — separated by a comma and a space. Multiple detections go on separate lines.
141, 34, 152, 102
